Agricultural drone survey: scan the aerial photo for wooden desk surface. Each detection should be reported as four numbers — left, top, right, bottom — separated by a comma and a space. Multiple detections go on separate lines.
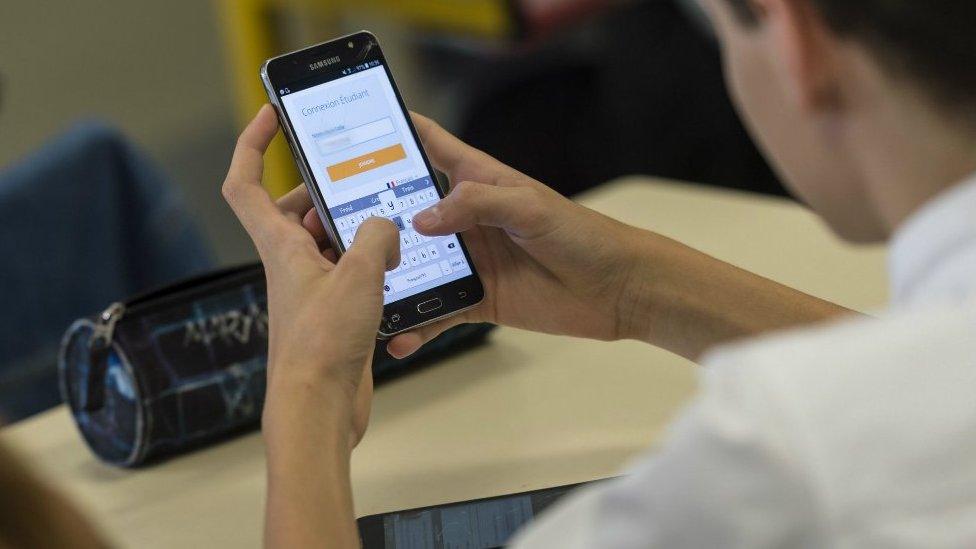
2, 178, 888, 548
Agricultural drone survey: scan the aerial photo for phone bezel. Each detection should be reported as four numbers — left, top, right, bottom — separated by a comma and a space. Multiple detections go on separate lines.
356, 480, 596, 547
260, 31, 485, 338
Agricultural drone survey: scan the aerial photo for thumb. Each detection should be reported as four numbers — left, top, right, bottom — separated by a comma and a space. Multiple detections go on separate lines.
335, 217, 400, 286
412, 180, 549, 239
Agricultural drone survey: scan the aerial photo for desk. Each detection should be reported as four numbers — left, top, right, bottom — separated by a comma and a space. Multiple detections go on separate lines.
2, 178, 888, 548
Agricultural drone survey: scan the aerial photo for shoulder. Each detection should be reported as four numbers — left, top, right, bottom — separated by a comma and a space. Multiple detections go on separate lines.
700, 302, 976, 532
701, 303, 976, 432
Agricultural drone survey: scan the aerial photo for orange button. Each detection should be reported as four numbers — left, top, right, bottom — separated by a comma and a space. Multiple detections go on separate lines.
326, 143, 407, 181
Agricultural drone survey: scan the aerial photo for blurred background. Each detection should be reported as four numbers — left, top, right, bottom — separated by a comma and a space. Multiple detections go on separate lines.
0, 0, 783, 422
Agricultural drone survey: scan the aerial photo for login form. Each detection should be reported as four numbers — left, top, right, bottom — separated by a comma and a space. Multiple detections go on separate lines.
280, 64, 473, 304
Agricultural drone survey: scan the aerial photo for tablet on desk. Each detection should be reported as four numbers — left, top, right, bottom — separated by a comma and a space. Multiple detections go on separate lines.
358, 480, 603, 548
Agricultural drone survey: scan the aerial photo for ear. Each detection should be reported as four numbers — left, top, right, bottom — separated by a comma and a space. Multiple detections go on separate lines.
755, 0, 841, 111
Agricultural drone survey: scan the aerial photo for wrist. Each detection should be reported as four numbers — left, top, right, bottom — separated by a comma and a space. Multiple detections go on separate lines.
613, 227, 669, 345
262, 373, 358, 458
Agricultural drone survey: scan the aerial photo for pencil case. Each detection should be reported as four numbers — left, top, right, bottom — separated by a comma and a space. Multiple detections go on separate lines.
58, 263, 492, 467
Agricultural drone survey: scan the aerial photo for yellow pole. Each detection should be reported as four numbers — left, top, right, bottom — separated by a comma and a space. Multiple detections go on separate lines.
216, 0, 299, 197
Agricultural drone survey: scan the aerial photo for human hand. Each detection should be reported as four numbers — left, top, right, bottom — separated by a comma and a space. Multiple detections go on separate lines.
382, 114, 650, 356
223, 105, 400, 448
282, 113, 650, 358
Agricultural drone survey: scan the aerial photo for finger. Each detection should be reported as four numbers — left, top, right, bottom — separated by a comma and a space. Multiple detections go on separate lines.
302, 208, 330, 243
276, 183, 331, 244
386, 315, 469, 359
411, 180, 549, 239
410, 112, 467, 174
222, 105, 284, 247
410, 112, 515, 186
335, 217, 401, 286
276, 183, 313, 217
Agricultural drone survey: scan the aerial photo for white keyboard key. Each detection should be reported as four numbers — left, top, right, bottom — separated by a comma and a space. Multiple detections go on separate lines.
401, 233, 413, 248
443, 235, 460, 253
439, 260, 452, 275
390, 264, 443, 293
448, 255, 466, 271
411, 232, 423, 246
379, 190, 397, 213
348, 216, 359, 228
407, 195, 417, 207
397, 199, 406, 210
427, 244, 440, 260
342, 233, 354, 248
400, 256, 409, 270
418, 247, 430, 263
338, 218, 349, 230
408, 250, 420, 266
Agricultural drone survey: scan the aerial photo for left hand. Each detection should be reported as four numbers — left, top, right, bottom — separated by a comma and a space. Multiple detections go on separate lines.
222, 105, 400, 448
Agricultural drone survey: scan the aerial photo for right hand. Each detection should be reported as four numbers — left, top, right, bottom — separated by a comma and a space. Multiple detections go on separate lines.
384, 114, 648, 357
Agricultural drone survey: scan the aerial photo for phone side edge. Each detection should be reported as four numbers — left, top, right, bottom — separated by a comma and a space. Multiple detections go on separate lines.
259, 62, 345, 259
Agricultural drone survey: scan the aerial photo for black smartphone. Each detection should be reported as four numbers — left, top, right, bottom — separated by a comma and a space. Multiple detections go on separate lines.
261, 31, 484, 337
357, 481, 597, 548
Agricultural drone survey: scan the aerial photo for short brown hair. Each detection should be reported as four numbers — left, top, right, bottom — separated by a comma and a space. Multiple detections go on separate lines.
0, 441, 109, 548
726, 0, 976, 125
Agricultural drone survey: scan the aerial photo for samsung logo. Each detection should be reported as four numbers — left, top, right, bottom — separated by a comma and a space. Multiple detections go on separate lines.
309, 56, 341, 70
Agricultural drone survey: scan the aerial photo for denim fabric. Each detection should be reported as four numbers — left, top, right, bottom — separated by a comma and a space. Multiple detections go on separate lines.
0, 122, 214, 422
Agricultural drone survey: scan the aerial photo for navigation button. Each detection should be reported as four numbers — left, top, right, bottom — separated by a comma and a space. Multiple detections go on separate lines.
417, 298, 443, 314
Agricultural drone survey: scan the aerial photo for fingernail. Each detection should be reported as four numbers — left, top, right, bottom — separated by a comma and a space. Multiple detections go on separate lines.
412, 206, 440, 228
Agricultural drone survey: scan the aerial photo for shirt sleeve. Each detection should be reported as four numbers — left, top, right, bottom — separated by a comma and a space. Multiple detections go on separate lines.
509, 351, 825, 548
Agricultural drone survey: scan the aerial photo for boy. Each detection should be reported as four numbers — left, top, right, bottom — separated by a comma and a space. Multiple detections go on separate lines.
223, 0, 976, 545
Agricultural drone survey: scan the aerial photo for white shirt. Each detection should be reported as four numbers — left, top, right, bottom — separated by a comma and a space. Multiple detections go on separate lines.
512, 174, 976, 548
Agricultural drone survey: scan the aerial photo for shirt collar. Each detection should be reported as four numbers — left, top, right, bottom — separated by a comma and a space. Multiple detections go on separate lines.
889, 172, 976, 308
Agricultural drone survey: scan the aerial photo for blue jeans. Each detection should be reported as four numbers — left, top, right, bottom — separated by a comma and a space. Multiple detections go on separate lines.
0, 122, 214, 422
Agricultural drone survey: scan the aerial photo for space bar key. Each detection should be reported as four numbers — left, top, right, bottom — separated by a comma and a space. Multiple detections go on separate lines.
390, 264, 443, 292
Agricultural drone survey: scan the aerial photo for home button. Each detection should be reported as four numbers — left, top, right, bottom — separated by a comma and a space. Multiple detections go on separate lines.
417, 298, 443, 314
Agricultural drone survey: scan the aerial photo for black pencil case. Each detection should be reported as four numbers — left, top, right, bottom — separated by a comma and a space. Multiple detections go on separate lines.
58, 263, 492, 467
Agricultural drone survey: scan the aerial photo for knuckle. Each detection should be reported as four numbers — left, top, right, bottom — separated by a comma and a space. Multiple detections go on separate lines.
235, 134, 250, 149
221, 179, 237, 203
524, 183, 546, 200
340, 248, 376, 272
515, 187, 547, 222
451, 180, 480, 202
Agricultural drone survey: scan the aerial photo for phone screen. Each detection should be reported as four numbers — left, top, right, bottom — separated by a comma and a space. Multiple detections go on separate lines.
278, 61, 474, 305
357, 482, 589, 549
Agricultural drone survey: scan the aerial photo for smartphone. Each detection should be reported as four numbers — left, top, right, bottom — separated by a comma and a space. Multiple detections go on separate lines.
261, 31, 484, 337
357, 480, 597, 548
